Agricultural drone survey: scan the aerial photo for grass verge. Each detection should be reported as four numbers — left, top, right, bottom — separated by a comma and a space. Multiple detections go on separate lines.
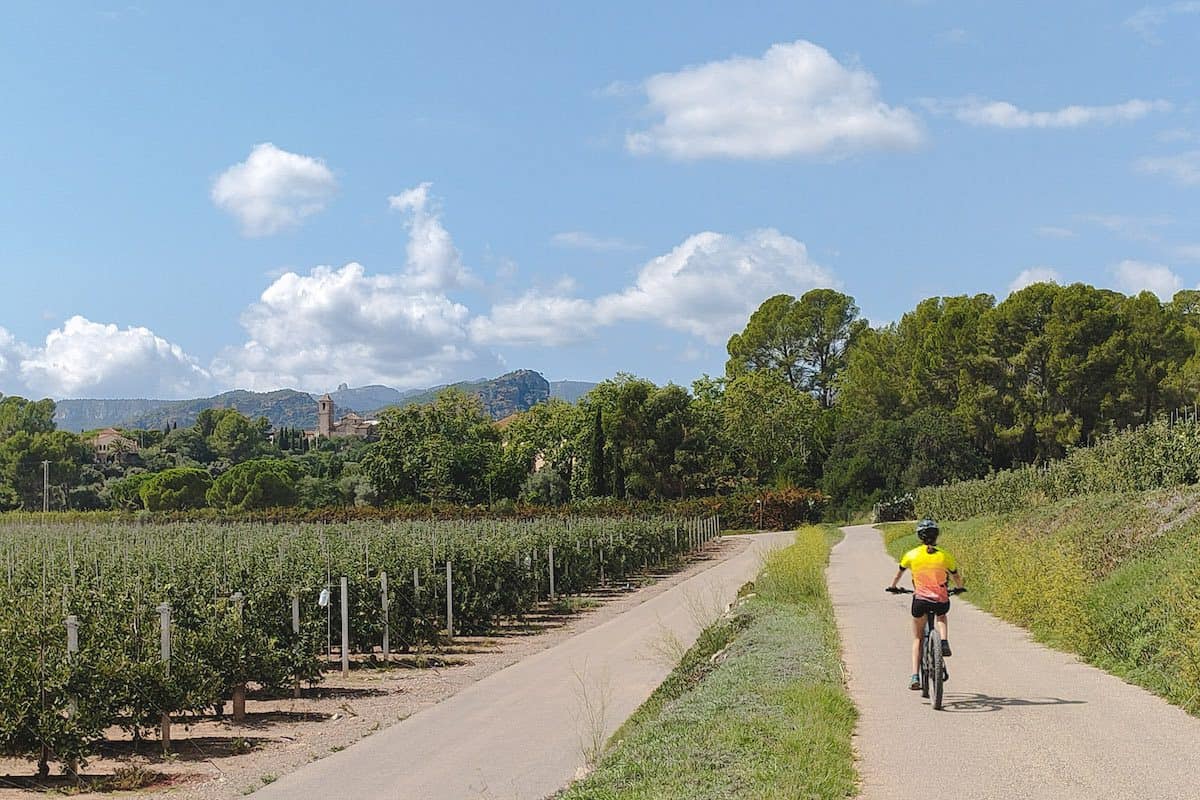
558, 526, 857, 800
880, 486, 1200, 715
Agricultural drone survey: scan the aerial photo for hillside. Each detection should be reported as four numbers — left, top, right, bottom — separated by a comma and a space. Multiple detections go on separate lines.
54, 371, 591, 431
393, 370, 551, 419
123, 389, 332, 430
54, 398, 168, 432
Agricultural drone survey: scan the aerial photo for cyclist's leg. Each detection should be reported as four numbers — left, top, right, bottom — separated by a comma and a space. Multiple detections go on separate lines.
935, 613, 948, 642
911, 615, 924, 674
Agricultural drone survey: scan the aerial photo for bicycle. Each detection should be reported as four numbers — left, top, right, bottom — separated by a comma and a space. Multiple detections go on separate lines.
885, 586, 966, 710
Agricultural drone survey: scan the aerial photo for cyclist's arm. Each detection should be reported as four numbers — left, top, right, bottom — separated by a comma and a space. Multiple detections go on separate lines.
888, 566, 905, 590
949, 569, 964, 589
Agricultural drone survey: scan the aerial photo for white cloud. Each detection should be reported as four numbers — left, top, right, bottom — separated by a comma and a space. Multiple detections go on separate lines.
626, 40, 923, 159
1125, 2, 1200, 41
0, 327, 31, 394
550, 231, 640, 252
470, 292, 601, 346
1077, 213, 1172, 242
936, 98, 1170, 129
1036, 226, 1076, 239
17, 316, 212, 399
388, 183, 472, 290
1112, 260, 1184, 300
214, 262, 497, 392
473, 229, 837, 346
211, 143, 337, 237
1137, 150, 1200, 185
1008, 268, 1062, 294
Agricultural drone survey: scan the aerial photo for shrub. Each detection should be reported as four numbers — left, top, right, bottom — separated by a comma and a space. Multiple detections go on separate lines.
139, 468, 211, 511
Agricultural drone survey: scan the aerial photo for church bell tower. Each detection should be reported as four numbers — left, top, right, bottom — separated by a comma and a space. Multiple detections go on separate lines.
318, 394, 334, 437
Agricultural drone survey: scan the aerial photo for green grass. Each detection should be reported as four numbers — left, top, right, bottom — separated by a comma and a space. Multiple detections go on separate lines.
559, 526, 857, 800
881, 487, 1200, 715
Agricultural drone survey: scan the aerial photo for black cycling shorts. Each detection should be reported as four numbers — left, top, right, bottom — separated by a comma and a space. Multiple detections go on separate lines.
911, 597, 951, 618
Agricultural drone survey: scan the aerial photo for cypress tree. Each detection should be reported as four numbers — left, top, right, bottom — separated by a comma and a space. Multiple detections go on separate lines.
589, 407, 608, 496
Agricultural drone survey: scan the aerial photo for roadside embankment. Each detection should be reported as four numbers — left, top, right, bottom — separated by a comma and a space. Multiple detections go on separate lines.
882, 485, 1200, 715
560, 526, 857, 800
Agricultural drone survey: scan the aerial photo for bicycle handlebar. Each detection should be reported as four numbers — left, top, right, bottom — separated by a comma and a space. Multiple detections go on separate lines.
885, 586, 967, 595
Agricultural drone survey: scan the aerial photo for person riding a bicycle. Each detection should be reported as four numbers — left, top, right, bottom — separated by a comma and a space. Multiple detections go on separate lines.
888, 519, 964, 690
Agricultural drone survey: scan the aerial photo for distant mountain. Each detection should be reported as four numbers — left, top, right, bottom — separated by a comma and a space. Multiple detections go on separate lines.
391, 370, 551, 419
54, 399, 168, 432
56, 371, 591, 432
328, 384, 419, 411
550, 380, 598, 403
123, 389, 331, 431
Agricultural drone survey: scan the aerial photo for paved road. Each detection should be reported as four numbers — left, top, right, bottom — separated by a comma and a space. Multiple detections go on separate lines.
830, 524, 1200, 800
255, 532, 792, 800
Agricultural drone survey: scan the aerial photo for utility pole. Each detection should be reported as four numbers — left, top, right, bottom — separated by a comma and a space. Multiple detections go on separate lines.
41, 460, 49, 513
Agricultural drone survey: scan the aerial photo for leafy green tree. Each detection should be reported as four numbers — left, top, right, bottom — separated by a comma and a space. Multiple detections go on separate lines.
139, 468, 211, 511
206, 459, 300, 510
723, 370, 820, 484
726, 289, 864, 407
210, 413, 269, 464
297, 475, 344, 508
0, 430, 90, 510
104, 472, 153, 510
160, 426, 212, 464
0, 396, 56, 441
364, 390, 502, 504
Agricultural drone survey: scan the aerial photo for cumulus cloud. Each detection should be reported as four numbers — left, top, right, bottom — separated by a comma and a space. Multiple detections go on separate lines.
1112, 260, 1184, 300
214, 262, 497, 392
470, 292, 601, 346
1008, 268, 1063, 294
211, 143, 337, 236
388, 183, 472, 290
550, 231, 640, 252
931, 98, 1170, 129
625, 40, 923, 159
16, 316, 212, 399
473, 229, 837, 346
1137, 150, 1200, 185
0, 327, 31, 393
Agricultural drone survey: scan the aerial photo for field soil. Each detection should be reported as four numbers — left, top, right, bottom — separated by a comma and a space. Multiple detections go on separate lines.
0, 537, 750, 800
831, 524, 1200, 800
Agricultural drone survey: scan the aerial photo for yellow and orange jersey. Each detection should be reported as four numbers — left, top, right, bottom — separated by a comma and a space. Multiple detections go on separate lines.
899, 545, 958, 603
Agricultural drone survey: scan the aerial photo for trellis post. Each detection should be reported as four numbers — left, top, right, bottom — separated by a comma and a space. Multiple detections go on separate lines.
157, 602, 172, 749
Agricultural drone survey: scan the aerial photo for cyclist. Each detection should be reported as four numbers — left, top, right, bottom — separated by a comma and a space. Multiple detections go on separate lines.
887, 519, 964, 690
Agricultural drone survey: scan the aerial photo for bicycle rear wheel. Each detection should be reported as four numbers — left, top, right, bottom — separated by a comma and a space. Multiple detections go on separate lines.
931, 637, 945, 710
920, 634, 931, 698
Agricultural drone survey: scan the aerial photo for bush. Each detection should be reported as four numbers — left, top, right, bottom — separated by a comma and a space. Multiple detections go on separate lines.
873, 494, 914, 523
206, 459, 300, 511
139, 468, 211, 511
917, 418, 1200, 520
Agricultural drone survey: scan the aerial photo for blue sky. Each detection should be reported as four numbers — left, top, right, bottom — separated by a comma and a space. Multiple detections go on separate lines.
1, 1, 1198, 399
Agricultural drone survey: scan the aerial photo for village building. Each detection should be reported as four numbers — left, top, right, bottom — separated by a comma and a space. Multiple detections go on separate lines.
88, 428, 140, 463
305, 394, 379, 440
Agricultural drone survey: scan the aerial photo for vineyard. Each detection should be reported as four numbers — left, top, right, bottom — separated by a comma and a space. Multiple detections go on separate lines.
915, 416, 1200, 520
0, 515, 718, 776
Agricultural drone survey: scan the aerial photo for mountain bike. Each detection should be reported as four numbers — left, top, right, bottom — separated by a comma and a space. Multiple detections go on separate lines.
885, 586, 966, 710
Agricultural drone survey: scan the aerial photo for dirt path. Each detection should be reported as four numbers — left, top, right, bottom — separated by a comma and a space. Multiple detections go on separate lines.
252, 532, 792, 799
829, 524, 1200, 800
